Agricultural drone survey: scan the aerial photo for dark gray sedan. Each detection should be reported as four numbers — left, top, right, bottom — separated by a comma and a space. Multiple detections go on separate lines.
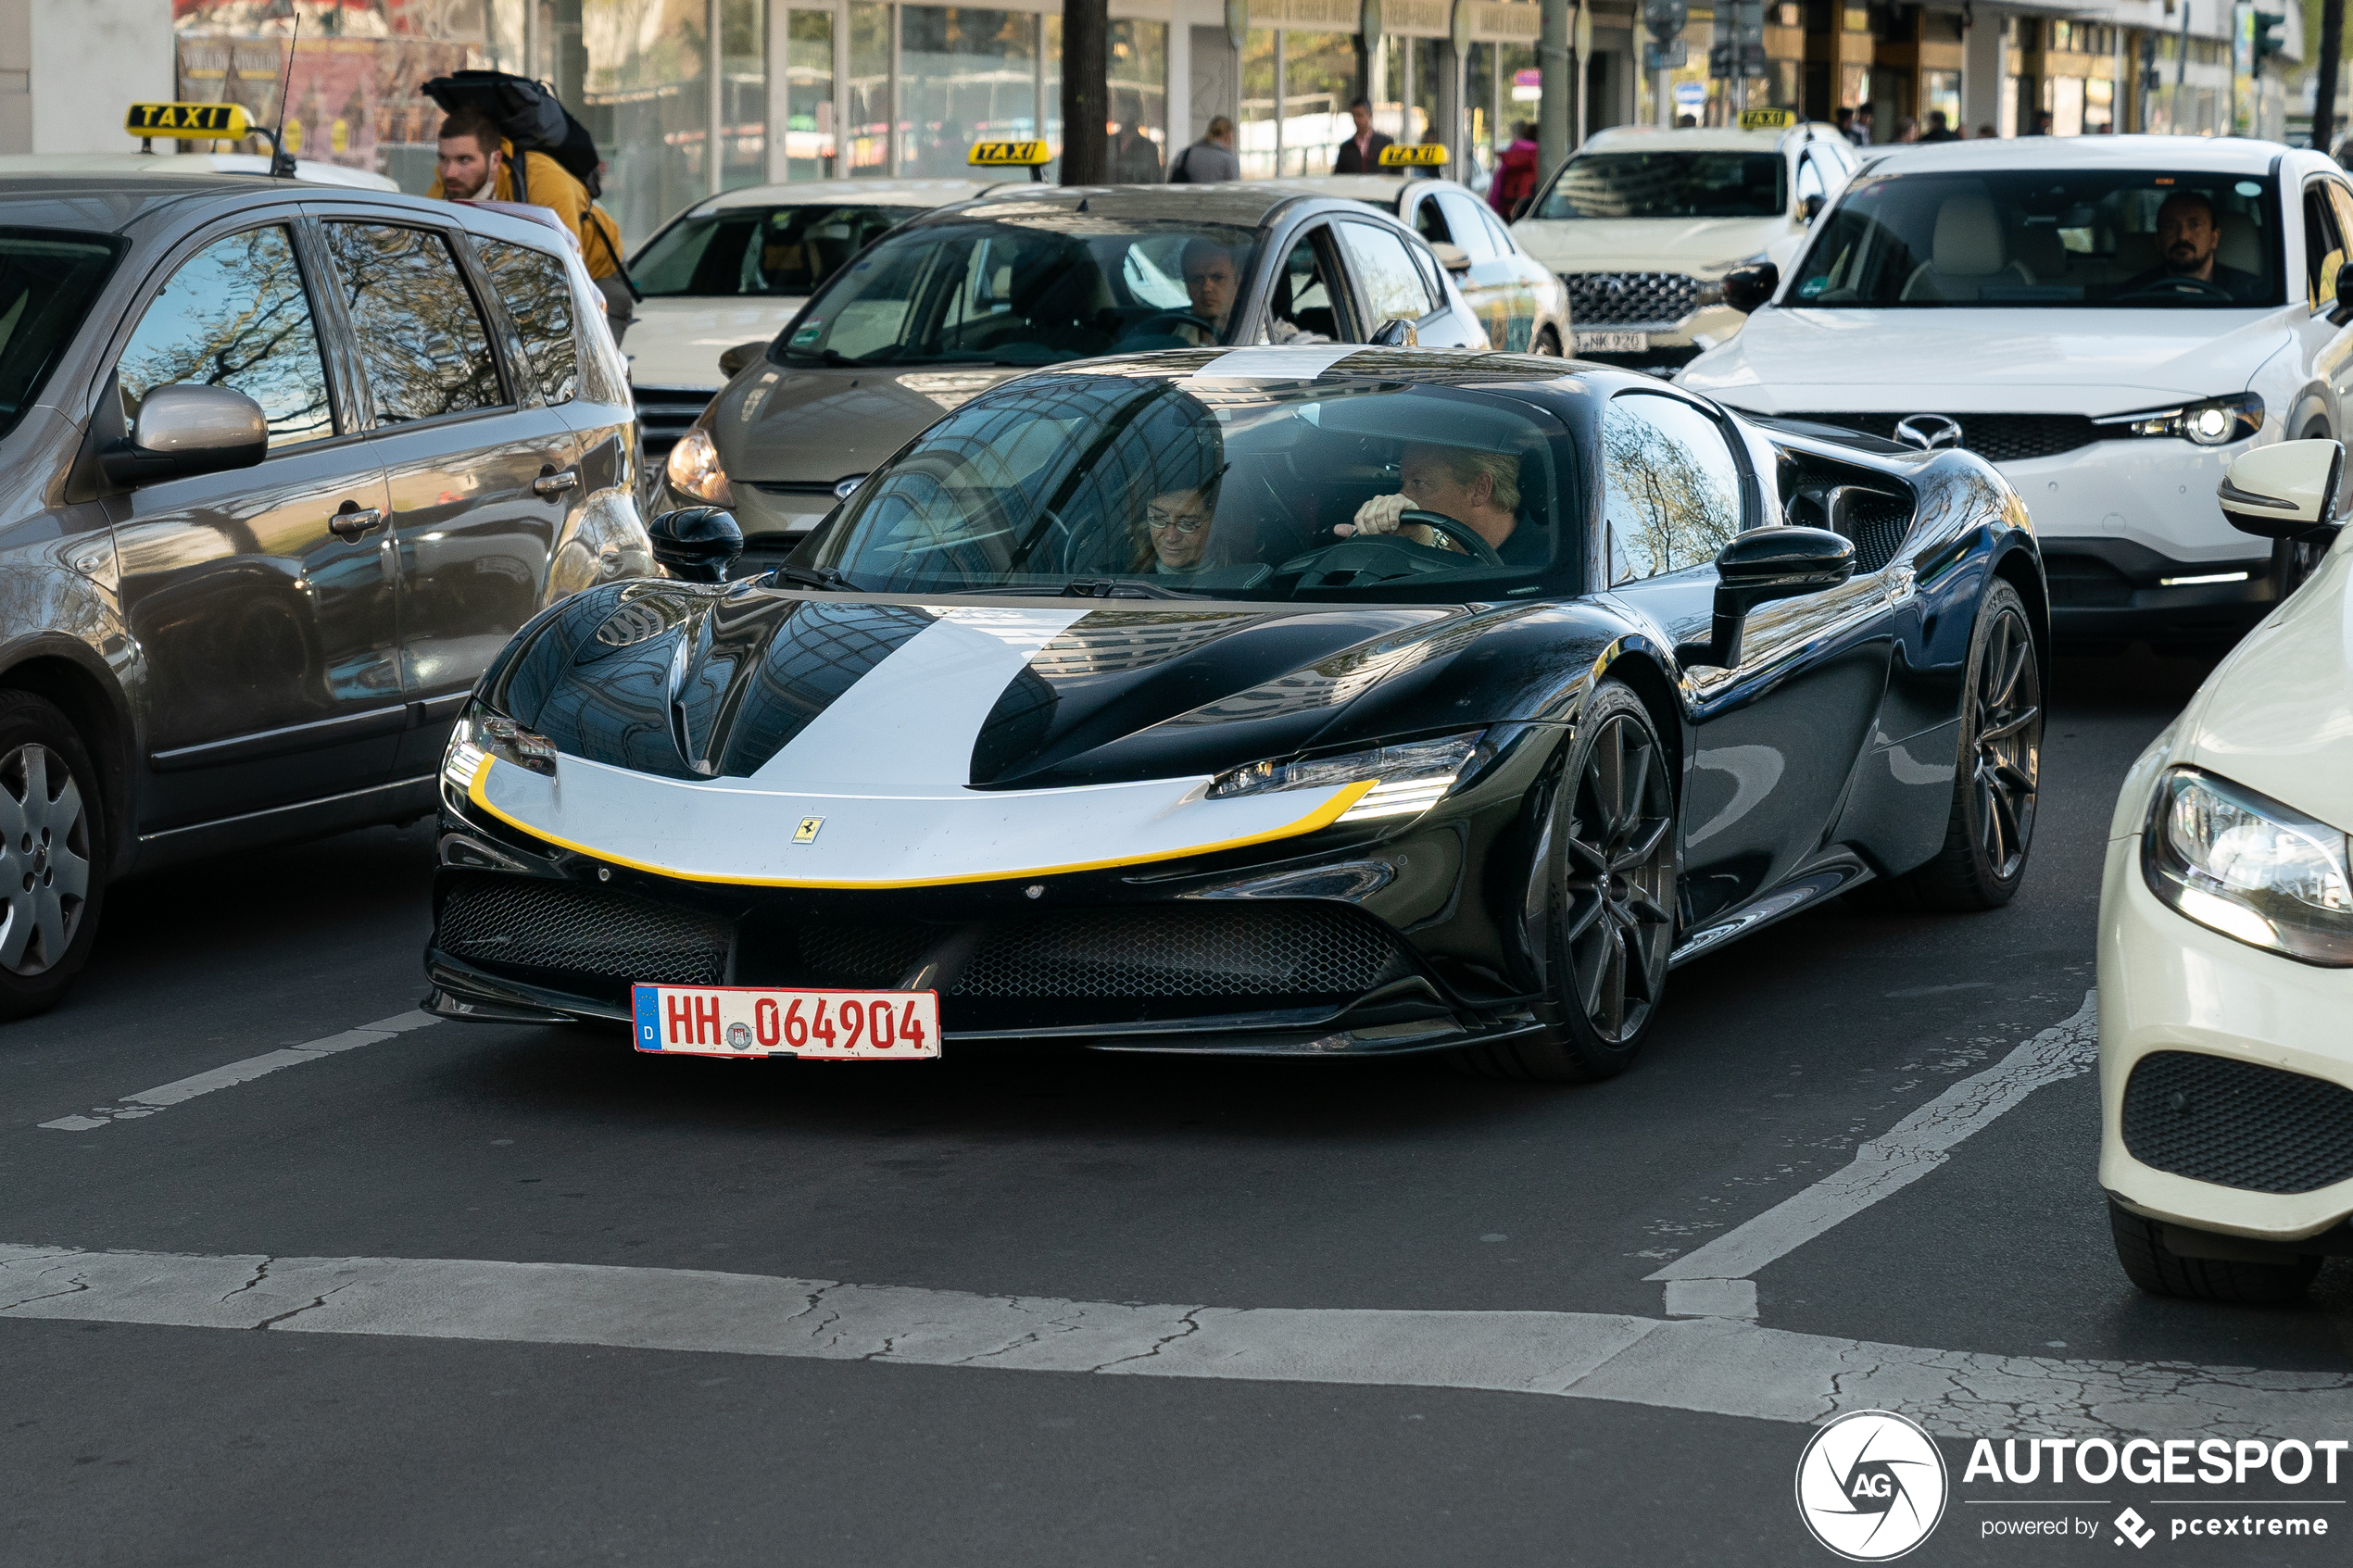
0, 173, 648, 1016
657, 182, 1493, 570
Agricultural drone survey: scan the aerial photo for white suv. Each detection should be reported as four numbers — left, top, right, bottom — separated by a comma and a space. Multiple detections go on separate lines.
1682, 134, 2353, 655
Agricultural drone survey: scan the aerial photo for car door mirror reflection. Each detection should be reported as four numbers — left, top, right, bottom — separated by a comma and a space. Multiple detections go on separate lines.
1428, 241, 1473, 274
2218, 438, 2345, 541
1676, 526, 1856, 669
648, 506, 745, 583
103, 383, 270, 487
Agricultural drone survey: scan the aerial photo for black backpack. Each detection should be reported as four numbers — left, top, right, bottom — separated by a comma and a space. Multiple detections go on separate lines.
422, 69, 603, 200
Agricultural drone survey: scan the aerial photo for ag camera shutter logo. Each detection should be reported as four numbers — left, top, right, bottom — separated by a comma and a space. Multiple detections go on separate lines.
1795, 1410, 1949, 1561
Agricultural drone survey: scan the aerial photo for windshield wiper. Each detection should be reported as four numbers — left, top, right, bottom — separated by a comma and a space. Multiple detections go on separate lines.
1059, 578, 1205, 600
778, 347, 857, 367
774, 563, 852, 590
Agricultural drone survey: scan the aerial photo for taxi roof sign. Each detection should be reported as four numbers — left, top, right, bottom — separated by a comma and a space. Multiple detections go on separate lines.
1736, 107, 1796, 132
127, 102, 255, 140
968, 140, 1051, 167
1378, 144, 1449, 168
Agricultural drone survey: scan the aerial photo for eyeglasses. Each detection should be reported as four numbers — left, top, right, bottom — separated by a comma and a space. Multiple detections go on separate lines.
1146, 508, 1210, 533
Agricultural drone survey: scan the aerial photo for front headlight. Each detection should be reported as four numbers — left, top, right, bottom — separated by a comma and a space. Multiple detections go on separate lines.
2104, 392, 2264, 447
665, 425, 734, 504
1208, 732, 1489, 822
2142, 767, 2353, 966
443, 706, 560, 793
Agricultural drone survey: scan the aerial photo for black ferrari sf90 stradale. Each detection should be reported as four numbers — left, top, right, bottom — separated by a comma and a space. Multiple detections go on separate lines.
425, 346, 2045, 1081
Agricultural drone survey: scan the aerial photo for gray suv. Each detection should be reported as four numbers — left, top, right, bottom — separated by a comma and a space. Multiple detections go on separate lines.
0, 173, 649, 1017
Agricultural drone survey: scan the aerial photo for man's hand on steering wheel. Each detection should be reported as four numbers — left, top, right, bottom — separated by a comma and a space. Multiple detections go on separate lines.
1335, 496, 1504, 566
1128, 310, 1219, 345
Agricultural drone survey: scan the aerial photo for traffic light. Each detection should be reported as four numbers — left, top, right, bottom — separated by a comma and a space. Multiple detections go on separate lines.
2253, 9, 2289, 65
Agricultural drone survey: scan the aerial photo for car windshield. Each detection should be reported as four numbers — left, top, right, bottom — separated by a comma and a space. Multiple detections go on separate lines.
799, 368, 1574, 603
1536, 152, 1787, 220
0, 228, 121, 440
1785, 169, 2285, 307
776, 216, 1265, 368
632, 204, 915, 297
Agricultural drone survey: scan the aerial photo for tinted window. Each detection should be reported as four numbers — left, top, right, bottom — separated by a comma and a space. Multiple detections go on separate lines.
480, 240, 578, 405
322, 223, 503, 421
0, 230, 120, 443
1603, 394, 1743, 583
2306, 183, 2346, 310
1787, 169, 2284, 308
1265, 232, 1342, 343
1336, 221, 1437, 326
634, 203, 915, 297
118, 225, 332, 450
1436, 191, 1502, 263
1795, 155, 1827, 209
1539, 153, 1789, 220
1412, 194, 1454, 247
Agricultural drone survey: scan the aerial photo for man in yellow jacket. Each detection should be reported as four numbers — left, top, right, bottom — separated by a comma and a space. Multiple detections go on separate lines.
432, 106, 633, 334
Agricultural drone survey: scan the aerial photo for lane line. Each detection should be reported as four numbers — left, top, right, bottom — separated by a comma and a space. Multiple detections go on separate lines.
2, 1240, 2343, 1439
35, 1010, 441, 1133
1648, 991, 2100, 1312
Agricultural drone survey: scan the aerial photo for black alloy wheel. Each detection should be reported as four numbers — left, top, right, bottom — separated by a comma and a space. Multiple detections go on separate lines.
1460, 680, 1676, 1082
0, 691, 104, 1019
1898, 580, 2042, 909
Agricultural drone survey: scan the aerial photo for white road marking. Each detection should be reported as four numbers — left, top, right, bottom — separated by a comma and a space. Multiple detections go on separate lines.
2, 1240, 2343, 1439
1648, 992, 2100, 1314
36, 1010, 441, 1133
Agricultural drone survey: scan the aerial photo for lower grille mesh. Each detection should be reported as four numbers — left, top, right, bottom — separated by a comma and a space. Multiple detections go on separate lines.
439, 874, 731, 985
948, 906, 1403, 1000
2121, 1050, 2353, 1196
1841, 493, 1912, 575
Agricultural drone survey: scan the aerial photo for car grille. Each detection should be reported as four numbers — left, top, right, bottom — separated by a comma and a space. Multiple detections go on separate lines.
1842, 492, 1912, 575
1563, 271, 1703, 327
2120, 1050, 2353, 1196
946, 905, 1405, 1000
1789, 412, 2106, 464
437, 874, 731, 986
2045, 554, 2136, 608
633, 384, 715, 462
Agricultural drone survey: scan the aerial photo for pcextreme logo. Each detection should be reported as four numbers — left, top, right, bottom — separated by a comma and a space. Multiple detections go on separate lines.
1795, 1410, 1951, 1561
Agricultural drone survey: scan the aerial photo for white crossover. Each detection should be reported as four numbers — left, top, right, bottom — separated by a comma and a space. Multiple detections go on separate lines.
1684, 134, 2353, 657
1509, 119, 1856, 368
2098, 439, 2353, 1302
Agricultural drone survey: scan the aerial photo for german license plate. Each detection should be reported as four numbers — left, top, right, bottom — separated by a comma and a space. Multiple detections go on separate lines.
1575, 330, 1649, 354
632, 984, 940, 1060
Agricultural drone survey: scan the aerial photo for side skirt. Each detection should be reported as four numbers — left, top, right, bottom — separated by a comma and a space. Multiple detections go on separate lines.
1667, 853, 1874, 969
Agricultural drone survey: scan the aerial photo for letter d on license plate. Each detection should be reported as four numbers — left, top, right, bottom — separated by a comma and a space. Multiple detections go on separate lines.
632, 985, 940, 1060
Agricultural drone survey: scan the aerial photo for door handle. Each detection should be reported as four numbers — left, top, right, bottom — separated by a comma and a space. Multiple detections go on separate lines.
328, 505, 384, 542
533, 470, 580, 497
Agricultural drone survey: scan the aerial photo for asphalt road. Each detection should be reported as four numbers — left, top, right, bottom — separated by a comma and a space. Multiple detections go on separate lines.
5, 647, 2348, 1568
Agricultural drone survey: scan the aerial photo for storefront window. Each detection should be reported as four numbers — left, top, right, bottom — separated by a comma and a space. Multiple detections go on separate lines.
786, 9, 837, 178
1109, 21, 1170, 182
1466, 43, 1495, 177
1283, 31, 1352, 176
1923, 69, 1959, 136
1240, 30, 1278, 179
2084, 76, 2114, 134
899, 8, 1037, 177
848, 1, 890, 175
722, 0, 767, 190
1410, 37, 1442, 147
583, 0, 710, 248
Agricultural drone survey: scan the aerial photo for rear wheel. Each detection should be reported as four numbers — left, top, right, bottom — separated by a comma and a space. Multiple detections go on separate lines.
0, 692, 104, 1020
2108, 1200, 2319, 1304
1894, 579, 2041, 910
1458, 682, 1675, 1082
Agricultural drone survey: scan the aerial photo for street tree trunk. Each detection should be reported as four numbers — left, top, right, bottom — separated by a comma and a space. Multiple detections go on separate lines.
1061, 0, 1108, 183
2317, 0, 2346, 157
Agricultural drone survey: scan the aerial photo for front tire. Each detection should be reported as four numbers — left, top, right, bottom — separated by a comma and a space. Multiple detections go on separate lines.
0, 692, 105, 1020
1896, 579, 2041, 910
1459, 681, 1675, 1082
2108, 1201, 2319, 1305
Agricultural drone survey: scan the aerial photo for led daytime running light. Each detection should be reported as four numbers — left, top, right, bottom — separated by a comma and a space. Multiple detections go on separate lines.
2142, 766, 2353, 967
2106, 392, 2263, 447
443, 709, 560, 790
1210, 733, 1488, 823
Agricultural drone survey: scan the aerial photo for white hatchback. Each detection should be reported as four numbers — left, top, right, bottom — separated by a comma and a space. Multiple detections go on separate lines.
1683, 134, 2353, 656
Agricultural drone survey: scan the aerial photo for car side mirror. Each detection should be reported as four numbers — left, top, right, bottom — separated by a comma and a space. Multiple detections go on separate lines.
648, 506, 745, 583
1801, 193, 1825, 223
2218, 438, 2345, 541
1721, 261, 1780, 315
717, 340, 768, 378
1428, 241, 1473, 275
2333, 263, 2353, 326
101, 383, 269, 487
1674, 526, 1856, 670
1368, 318, 1419, 347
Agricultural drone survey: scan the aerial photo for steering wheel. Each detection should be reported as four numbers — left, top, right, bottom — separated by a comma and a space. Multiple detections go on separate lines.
1361, 508, 1506, 567
1126, 310, 1219, 345
2113, 275, 2233, 304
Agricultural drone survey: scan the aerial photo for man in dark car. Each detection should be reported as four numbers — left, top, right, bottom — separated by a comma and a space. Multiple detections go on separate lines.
1337, 442, 1549, 565
2123, 189, 2265, 300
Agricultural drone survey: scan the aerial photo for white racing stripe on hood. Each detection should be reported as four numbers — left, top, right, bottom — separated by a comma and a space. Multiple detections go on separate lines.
749, 605, 1089, 788
1193, 345, 1363, 381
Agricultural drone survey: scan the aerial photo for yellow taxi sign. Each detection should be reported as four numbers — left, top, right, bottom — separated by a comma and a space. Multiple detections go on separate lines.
1737, 107, 1797, 132
127, 102, 255, 140
968, 140, 1051, 168
1378, 143, 1449, 169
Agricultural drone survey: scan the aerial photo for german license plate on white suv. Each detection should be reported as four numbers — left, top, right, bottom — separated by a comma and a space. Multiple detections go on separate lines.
632, 985, 940, 1060
1575, 331, 1649, 354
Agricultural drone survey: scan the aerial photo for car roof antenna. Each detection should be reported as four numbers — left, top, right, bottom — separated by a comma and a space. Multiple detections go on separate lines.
264, 18, 299, 178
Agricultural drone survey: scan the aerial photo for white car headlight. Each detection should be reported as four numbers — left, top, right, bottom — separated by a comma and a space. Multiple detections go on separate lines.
444, 707, 560, 791
2105, 392, 2264, 447
1208, 732, 1489, 822
2142, 767, 2353, 966
665, 425, 735, 505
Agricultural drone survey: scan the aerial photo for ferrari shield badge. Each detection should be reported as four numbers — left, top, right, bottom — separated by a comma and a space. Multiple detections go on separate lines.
794, 817, 824, 844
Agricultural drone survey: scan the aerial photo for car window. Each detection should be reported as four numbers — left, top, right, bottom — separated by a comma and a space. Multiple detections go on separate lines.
478, 240, 578, 406
633, 203, 914, 297
2305, 182, 2347, 311
118, 224, 333, 451
1336, 221, 1438, 328
1265, 229, 1346, 343
1540, 153, 1788, 220
1412, 193, 1454, 248
321, 222, 505, 423
1602, 393, 1744, 584
0, 230, 119, 445
1477, 206, 1519, 259
1436, 191, 1502, 263
1795, 154, 1827, 212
